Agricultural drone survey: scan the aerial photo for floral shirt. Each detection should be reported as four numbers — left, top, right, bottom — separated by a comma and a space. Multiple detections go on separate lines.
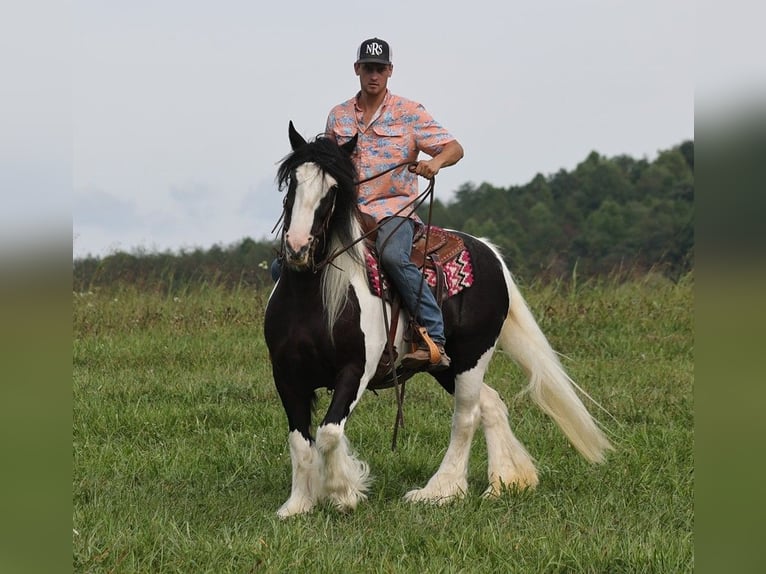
325, 90, 456, 222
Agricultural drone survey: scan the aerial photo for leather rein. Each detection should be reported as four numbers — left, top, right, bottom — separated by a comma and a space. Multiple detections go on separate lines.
273, 161, 436, 273
273, 160, 439, 450
318, 161, 436, 272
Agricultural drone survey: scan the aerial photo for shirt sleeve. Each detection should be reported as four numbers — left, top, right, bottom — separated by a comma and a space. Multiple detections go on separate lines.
413, 103, 455, 157
324, 111, 336, 142
326, 104, 359, 146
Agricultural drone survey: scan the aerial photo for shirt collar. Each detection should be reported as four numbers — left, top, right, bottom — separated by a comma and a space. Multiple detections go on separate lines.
354, 89, 391, 112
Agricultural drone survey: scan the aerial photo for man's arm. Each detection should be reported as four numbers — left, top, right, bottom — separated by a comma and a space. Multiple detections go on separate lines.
414, 140, 464, 179
324, 113, 336, 142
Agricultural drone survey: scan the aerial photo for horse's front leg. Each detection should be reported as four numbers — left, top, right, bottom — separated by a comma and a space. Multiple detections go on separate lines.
275, 380, 319, 519
404, 350, 491, 505
316, 365, 371, 512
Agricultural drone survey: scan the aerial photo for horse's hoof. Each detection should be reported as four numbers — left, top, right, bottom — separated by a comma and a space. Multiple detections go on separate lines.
403, 486, 465, 505
276, 498, 315, 518
326, 489, 366, 513
482, 473, 539, 498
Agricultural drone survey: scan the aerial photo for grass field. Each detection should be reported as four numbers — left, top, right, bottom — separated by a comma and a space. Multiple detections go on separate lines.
73, 273, 693, 573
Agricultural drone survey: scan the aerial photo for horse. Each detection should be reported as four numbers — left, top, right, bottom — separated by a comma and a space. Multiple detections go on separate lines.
264, 121, 612, 518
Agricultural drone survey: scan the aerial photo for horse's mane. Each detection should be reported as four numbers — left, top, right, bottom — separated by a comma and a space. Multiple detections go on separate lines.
277, 135, 365, 335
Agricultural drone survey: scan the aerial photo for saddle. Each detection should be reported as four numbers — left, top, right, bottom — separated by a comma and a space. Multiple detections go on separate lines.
360, 213, 468, 305
359, 214, 473, 390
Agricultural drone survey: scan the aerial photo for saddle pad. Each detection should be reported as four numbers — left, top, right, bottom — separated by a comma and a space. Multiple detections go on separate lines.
364, 247, 474, 300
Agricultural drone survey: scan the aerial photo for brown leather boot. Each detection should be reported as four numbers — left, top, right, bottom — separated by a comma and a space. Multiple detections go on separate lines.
401, 343, 451, 372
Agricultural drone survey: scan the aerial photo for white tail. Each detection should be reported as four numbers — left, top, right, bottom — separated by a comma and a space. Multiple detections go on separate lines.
499, 276, 613, 463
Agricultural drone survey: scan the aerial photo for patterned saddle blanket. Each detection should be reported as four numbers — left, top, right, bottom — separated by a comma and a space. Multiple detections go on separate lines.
363, 224, 475, 302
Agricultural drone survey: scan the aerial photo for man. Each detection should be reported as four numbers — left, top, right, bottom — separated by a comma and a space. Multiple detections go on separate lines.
325, 37, 464, 371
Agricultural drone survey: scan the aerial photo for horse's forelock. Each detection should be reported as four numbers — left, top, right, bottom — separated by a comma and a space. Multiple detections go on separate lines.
278, 137, 357, 192
278, 137, 359, 244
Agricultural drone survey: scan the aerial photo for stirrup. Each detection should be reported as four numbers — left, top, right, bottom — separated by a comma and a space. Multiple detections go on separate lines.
414, 325, 442, 365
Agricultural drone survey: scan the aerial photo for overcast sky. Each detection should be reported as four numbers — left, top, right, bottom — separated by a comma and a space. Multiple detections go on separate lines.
67, 0, 703, 259
6, 0, 715, 259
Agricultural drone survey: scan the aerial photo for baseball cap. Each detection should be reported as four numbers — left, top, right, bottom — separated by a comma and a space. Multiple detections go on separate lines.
356, 38, 392, 65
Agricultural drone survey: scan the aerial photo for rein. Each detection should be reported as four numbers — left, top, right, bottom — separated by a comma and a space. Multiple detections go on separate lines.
272, 160, 422, 270
314, 161, 427, 271
316, 176, 435, 272
351, 162, 440, 450
274, 160, 440, 450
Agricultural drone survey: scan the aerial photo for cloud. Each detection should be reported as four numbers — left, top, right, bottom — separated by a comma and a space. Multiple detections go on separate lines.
70, 0, 695, 259
168, 182, 218, 219
239, 178, 282, 235
73, 188, 142, 231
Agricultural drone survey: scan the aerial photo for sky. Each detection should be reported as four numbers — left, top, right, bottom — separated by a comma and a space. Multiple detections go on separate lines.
65, 0, 704, 259
11, 0, 747, 261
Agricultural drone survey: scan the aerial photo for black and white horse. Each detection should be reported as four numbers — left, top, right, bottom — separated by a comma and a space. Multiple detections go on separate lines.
264, 122, 612, 518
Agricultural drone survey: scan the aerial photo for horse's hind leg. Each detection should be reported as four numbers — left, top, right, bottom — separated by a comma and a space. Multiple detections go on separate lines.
404, 348, 492, 505
479, 383, 539, 496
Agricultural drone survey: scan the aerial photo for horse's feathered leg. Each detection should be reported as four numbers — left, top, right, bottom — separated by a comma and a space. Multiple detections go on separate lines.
274, 378, 319, 518
315, 423, 371, 512
277, 429, 319, 518
479, 383, 539, 496
316, 366, 371, 512
404, 347, 492, 504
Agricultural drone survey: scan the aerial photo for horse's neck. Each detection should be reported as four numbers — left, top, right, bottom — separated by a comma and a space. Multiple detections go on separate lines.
320, 216, 366, 331
278, 269, 322, 301
332, 210, 365, 259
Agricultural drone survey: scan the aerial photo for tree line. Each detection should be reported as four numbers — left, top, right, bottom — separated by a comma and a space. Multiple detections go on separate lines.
73, 140, 693, 293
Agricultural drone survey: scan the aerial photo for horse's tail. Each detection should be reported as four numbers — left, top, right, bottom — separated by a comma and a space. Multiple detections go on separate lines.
497, 268, 613, 464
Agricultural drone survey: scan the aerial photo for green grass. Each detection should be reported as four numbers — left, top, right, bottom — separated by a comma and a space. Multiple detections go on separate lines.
73, 274, 693, 573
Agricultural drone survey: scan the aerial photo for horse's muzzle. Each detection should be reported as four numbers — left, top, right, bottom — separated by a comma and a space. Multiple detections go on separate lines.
284, 255, 311, 271
284, 234, 316, 270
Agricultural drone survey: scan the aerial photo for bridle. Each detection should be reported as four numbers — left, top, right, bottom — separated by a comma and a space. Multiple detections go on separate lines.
272, 177, 339, 274
273, 159, 439, 449
303, 188, 338, 274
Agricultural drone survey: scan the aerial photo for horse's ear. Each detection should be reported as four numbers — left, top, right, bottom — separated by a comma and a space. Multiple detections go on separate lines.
288, 121, 307, 150
340, 133, 358, 155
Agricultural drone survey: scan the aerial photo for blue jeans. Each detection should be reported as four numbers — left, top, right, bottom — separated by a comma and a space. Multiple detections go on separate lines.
270, 258, 282, 282
376, 217, 446, 345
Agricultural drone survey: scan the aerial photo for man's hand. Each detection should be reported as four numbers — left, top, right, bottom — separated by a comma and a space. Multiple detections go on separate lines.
412, 159, 442, 179
411, 140, 465, 178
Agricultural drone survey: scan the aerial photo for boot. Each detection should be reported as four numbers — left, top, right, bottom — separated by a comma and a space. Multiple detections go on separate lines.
401, 342, 451, 372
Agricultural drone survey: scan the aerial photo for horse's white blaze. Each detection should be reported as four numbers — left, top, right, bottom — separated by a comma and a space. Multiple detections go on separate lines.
277, 430, 319, 518
286, 163, 336, 254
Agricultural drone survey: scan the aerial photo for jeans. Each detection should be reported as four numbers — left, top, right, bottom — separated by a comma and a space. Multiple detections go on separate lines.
270, 258, 282, 282
376, 217, 446, 345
